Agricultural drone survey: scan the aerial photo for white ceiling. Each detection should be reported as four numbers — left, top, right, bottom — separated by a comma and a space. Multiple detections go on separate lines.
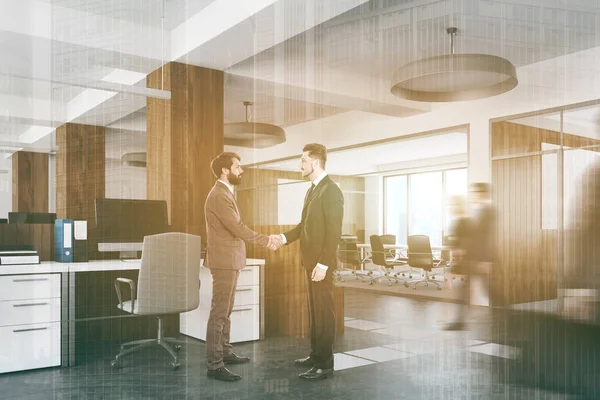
0, 0, 599, 159
39, 0, 217, 30
258, 131, 468, 175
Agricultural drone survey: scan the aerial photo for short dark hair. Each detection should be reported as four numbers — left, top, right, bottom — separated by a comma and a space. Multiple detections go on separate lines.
303, 143, 327, 169
211, 152, 240, 178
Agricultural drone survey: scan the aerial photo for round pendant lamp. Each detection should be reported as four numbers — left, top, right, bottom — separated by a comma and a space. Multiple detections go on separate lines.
224, 101, 286, 149
390, 27, 518, 102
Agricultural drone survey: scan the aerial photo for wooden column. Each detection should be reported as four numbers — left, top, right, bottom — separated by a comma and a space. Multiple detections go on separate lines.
12, 151, 48, 212
55, 123, 105, 258
146, 62, 224, 236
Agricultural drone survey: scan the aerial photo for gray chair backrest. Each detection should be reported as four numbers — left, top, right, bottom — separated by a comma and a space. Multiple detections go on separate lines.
407, 234, 433, 271
136, 232, 202, 315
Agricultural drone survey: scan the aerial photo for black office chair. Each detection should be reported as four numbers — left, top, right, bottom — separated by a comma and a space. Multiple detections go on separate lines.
368, 235, 408, 286
336, 238, 370, 282
404, 235, 444, 290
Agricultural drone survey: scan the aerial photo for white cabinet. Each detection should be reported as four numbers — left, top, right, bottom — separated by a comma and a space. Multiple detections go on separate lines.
180, 265, 262, 343
0, 273, 61, 374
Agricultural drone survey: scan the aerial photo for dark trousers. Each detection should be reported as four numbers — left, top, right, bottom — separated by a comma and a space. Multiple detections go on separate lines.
206, 268, 240, 370
305, 268, 336, 369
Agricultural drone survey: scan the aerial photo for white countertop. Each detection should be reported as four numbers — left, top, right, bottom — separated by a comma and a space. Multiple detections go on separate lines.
0, 258, 265, 275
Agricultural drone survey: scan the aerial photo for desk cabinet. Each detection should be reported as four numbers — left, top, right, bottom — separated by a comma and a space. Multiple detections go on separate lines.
0, 273, 61, 374
180, 265, 262, 343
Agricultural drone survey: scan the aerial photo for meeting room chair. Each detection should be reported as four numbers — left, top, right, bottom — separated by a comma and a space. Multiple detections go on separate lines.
368, 235, 409, 286
336, 237, 371, 282
404, 234, 445, 290
380, 234, 396, 245
111, 232, 202, 370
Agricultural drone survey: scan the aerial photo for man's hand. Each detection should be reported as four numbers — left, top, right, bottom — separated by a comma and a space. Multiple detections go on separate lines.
267, 234, 283, 251
311, 266, 326, 282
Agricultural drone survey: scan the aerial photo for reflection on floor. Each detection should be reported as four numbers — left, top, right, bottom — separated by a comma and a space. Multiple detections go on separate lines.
0, 290, 590, 399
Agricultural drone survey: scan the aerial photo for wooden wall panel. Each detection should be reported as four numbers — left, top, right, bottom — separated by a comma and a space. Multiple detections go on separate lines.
12, 151, 48, 213
246, 225, 344, 338
147, 62, 224, 236
491, 121, 567, 305
492, 121, 600, 305
55, 123, 105, 259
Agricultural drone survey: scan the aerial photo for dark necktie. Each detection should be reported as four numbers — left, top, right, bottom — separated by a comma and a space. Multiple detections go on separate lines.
304, 183, 316, 206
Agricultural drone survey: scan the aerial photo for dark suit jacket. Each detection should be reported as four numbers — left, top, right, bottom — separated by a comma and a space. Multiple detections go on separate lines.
204, 181, 269, 270
468, 204, 495, 263
284, 175, 344, 271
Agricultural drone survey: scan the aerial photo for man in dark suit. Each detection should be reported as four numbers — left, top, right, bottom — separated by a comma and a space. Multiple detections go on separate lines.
279, 143, 344, 380
204, 152, 279, 382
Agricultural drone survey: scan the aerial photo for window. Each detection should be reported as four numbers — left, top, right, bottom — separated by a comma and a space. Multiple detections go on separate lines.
384, 176, 407, 245
384, 168, 467, 247
409, 171, 443, 246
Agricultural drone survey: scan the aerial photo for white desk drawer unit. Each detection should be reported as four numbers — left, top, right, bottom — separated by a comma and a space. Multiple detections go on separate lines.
0, 274, 61, 301
180, 265, 262, 343
0, 273, 61, 374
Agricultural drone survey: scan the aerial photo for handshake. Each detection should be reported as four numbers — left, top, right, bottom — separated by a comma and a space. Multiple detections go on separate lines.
267, 234, 283, 251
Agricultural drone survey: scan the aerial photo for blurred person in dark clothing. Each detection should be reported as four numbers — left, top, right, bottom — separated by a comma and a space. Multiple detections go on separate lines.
445, 182, 495, 330
444, 195, 470, 290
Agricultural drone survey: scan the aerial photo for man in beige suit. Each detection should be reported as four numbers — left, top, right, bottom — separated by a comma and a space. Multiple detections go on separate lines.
204, 152, 280, 382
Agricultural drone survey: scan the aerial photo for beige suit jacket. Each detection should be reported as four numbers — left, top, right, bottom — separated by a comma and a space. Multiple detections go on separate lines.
204, 181, 269, 270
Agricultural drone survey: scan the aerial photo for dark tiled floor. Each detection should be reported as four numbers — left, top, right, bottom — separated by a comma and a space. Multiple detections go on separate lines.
0, 290, 593, 399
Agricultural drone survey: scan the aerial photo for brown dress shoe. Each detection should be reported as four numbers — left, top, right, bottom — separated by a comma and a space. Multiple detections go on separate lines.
223, 353, 251, 364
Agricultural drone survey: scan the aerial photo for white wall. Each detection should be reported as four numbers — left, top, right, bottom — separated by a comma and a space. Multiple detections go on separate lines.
105, 159, 146, 199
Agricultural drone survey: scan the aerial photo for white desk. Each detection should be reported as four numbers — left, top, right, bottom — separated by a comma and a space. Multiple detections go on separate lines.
0, 258, 265, 373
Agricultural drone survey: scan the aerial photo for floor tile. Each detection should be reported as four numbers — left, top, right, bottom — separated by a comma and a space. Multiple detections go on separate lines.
381, 341, 437, 355
468, 343, 521, 360
344, 319, 388, 331
345, 346, 412, 362
333, 353, 376, 371
468, 339, 487, 347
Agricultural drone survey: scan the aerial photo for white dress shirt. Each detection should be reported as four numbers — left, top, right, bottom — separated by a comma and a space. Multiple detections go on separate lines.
217, 179, 235, 195
281, 171, 329, 271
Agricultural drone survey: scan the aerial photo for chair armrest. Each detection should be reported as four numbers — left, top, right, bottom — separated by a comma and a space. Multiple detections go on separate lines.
114, 277, 136, 312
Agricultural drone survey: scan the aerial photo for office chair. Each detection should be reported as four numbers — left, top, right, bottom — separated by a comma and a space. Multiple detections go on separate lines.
380, 234, 396, 245
336, 237, 370, 282
368, 235, 409, 286
111, 232, 202, 370
355, 229, 365, 244
404, 235, 445, 290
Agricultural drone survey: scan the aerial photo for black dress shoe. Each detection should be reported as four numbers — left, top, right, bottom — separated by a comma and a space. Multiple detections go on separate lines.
207, 366, 242, 382
299, 366, 334, 380
223, 353, 250, 364
294, 356, 316, 368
